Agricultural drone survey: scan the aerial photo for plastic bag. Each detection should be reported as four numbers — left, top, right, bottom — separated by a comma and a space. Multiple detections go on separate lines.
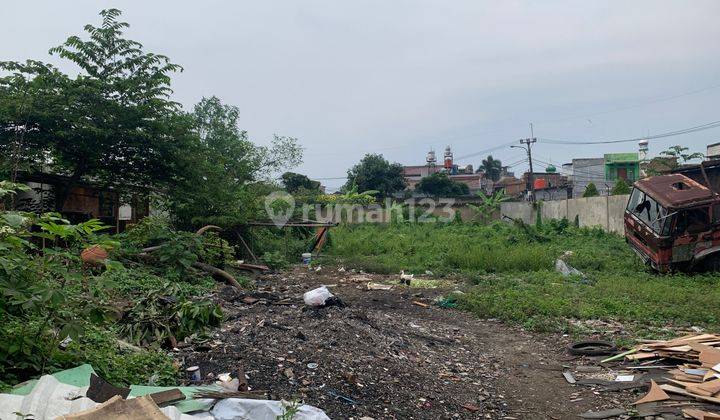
303, 286, 333, 306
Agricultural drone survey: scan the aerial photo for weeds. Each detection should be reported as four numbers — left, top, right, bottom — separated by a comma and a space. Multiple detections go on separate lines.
328, 220, 720, 334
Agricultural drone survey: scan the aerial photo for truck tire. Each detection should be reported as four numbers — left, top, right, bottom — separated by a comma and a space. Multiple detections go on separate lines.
699, 253, 720, 272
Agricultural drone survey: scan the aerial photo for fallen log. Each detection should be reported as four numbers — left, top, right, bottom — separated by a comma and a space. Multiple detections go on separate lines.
137, 225, 243, 290
192, 261, 243, 289
196, 225, 221, 236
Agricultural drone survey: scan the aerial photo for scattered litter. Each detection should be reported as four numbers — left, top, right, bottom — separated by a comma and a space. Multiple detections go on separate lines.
60, 336, 73, 349
303, 286, 333, 307
307, 363, 319, 370
216, 373, 240, 391
554, 258, 584, 278
301, 252, 312, 265
562, 371, 576, 384
567, 340, 617, 356
86, 373, 131, 403
614, 375, 634, 382
337, 266, 346, 272
633, 380, 670, 405
399, 270, 414, 285
611, 333, 720, 416
212, 398, 330, 420
435, 295, 458, 309
424, 270, 434, 276
574, 366, 602, 373
579, 408, 626, 419
62, 394, 169, 420
411, 301, 430, 308
186, 366, 201, 383
366, 282, 393, 291
327, 390, 358, 405
148, 388, 186, 407
682, 407, 720, 420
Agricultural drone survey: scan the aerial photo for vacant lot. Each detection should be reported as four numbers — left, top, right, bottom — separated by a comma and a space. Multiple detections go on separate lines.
327, 221, 720, 337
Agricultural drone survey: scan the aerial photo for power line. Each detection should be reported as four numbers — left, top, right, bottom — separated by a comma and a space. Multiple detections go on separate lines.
540, 119, 720, 145
534, 82, 720, 125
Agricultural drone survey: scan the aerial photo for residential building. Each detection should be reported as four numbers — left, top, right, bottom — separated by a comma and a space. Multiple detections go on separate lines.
707, 142, 720, 160
535, 185, 571, 201
604, 153, 640, 183
493, 176, 524, 197
14, 172, 148, 231
569, 157, 610, 197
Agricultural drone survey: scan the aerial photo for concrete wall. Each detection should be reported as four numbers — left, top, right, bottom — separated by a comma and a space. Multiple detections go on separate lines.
501, 194, 630, 233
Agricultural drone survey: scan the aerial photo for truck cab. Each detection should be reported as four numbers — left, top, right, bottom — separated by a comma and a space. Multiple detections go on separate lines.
624, 173, 720, 272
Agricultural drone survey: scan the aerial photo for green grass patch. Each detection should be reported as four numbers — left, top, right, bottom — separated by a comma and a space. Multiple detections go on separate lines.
327, 221, 720, 333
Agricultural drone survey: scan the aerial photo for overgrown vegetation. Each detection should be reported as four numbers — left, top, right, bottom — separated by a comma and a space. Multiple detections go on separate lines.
0, 183, 228, 389
327, 220, 720, 333
0, 8, 309, 391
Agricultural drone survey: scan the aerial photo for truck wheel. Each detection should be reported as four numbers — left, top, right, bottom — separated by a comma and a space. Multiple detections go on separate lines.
699, 254, 720, 272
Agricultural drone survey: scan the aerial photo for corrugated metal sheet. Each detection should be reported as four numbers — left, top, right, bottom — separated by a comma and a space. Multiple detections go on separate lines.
0, 375, 209, 420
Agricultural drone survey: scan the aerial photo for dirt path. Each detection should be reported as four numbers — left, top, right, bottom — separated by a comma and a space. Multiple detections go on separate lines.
178, 267, 633, 419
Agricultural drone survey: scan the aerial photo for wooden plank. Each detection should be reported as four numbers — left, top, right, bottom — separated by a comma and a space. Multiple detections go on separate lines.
626, 352, 659, 361
147, 388, 185, 407
660, 384, 720, 405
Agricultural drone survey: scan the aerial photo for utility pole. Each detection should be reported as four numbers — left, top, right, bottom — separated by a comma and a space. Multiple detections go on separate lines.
521, 137, 537, 201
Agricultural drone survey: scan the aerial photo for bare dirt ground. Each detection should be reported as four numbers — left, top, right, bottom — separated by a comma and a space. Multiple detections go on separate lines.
177, 266, 637, 419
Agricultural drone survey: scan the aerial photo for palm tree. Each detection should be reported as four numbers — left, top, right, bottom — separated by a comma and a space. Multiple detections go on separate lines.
480, 155, 503, 182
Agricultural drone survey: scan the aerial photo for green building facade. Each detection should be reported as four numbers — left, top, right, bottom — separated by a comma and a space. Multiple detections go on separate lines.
604, 153, 640, 182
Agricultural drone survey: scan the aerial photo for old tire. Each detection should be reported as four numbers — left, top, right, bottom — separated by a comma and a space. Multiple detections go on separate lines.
567, 340, 617, 356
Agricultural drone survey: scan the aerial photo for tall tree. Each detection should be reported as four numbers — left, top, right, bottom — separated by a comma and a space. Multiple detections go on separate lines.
0, 9, 184, 210
164, 96, 302, 228
344, 154, 406, 197
661, 145, 704, 163
480, 155, 502, 181
281, 172, 320, 193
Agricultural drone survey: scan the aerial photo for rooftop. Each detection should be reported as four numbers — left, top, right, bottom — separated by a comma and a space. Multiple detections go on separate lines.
634, 173, 714, 208
604, 153, 639, 164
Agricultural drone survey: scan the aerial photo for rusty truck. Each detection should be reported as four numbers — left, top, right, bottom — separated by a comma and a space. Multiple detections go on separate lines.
625, 171, 720, 272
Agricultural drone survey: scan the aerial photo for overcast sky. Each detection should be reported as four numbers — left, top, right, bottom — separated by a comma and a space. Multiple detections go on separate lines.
3, 1, 720, 190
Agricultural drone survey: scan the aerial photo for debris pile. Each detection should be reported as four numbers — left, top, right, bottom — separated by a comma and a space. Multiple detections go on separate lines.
615, 333, 720, 418
0, 364, 330, 420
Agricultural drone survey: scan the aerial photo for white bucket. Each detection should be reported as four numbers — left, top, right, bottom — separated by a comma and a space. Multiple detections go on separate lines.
302, 252, 312, 265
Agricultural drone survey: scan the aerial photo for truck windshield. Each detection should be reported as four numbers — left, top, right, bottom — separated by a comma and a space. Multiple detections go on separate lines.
627, 187, 669, 235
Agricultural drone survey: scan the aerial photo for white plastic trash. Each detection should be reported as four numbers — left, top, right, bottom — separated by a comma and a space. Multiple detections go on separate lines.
303, 286, 333, 306
212, 398, 330, 420
301, 252, 312, 265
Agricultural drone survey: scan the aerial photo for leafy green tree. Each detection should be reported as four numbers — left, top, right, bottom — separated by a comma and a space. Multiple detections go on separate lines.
480, 155, 502, 182
0, 9, 185, 210
611, 178, 631, 195
281, 172, 321, 194
416, 173, 470, 197
583, 182, 600, 197
661, 145, 704, 163
164, 96, 302, 228
344, 154, 405, 197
